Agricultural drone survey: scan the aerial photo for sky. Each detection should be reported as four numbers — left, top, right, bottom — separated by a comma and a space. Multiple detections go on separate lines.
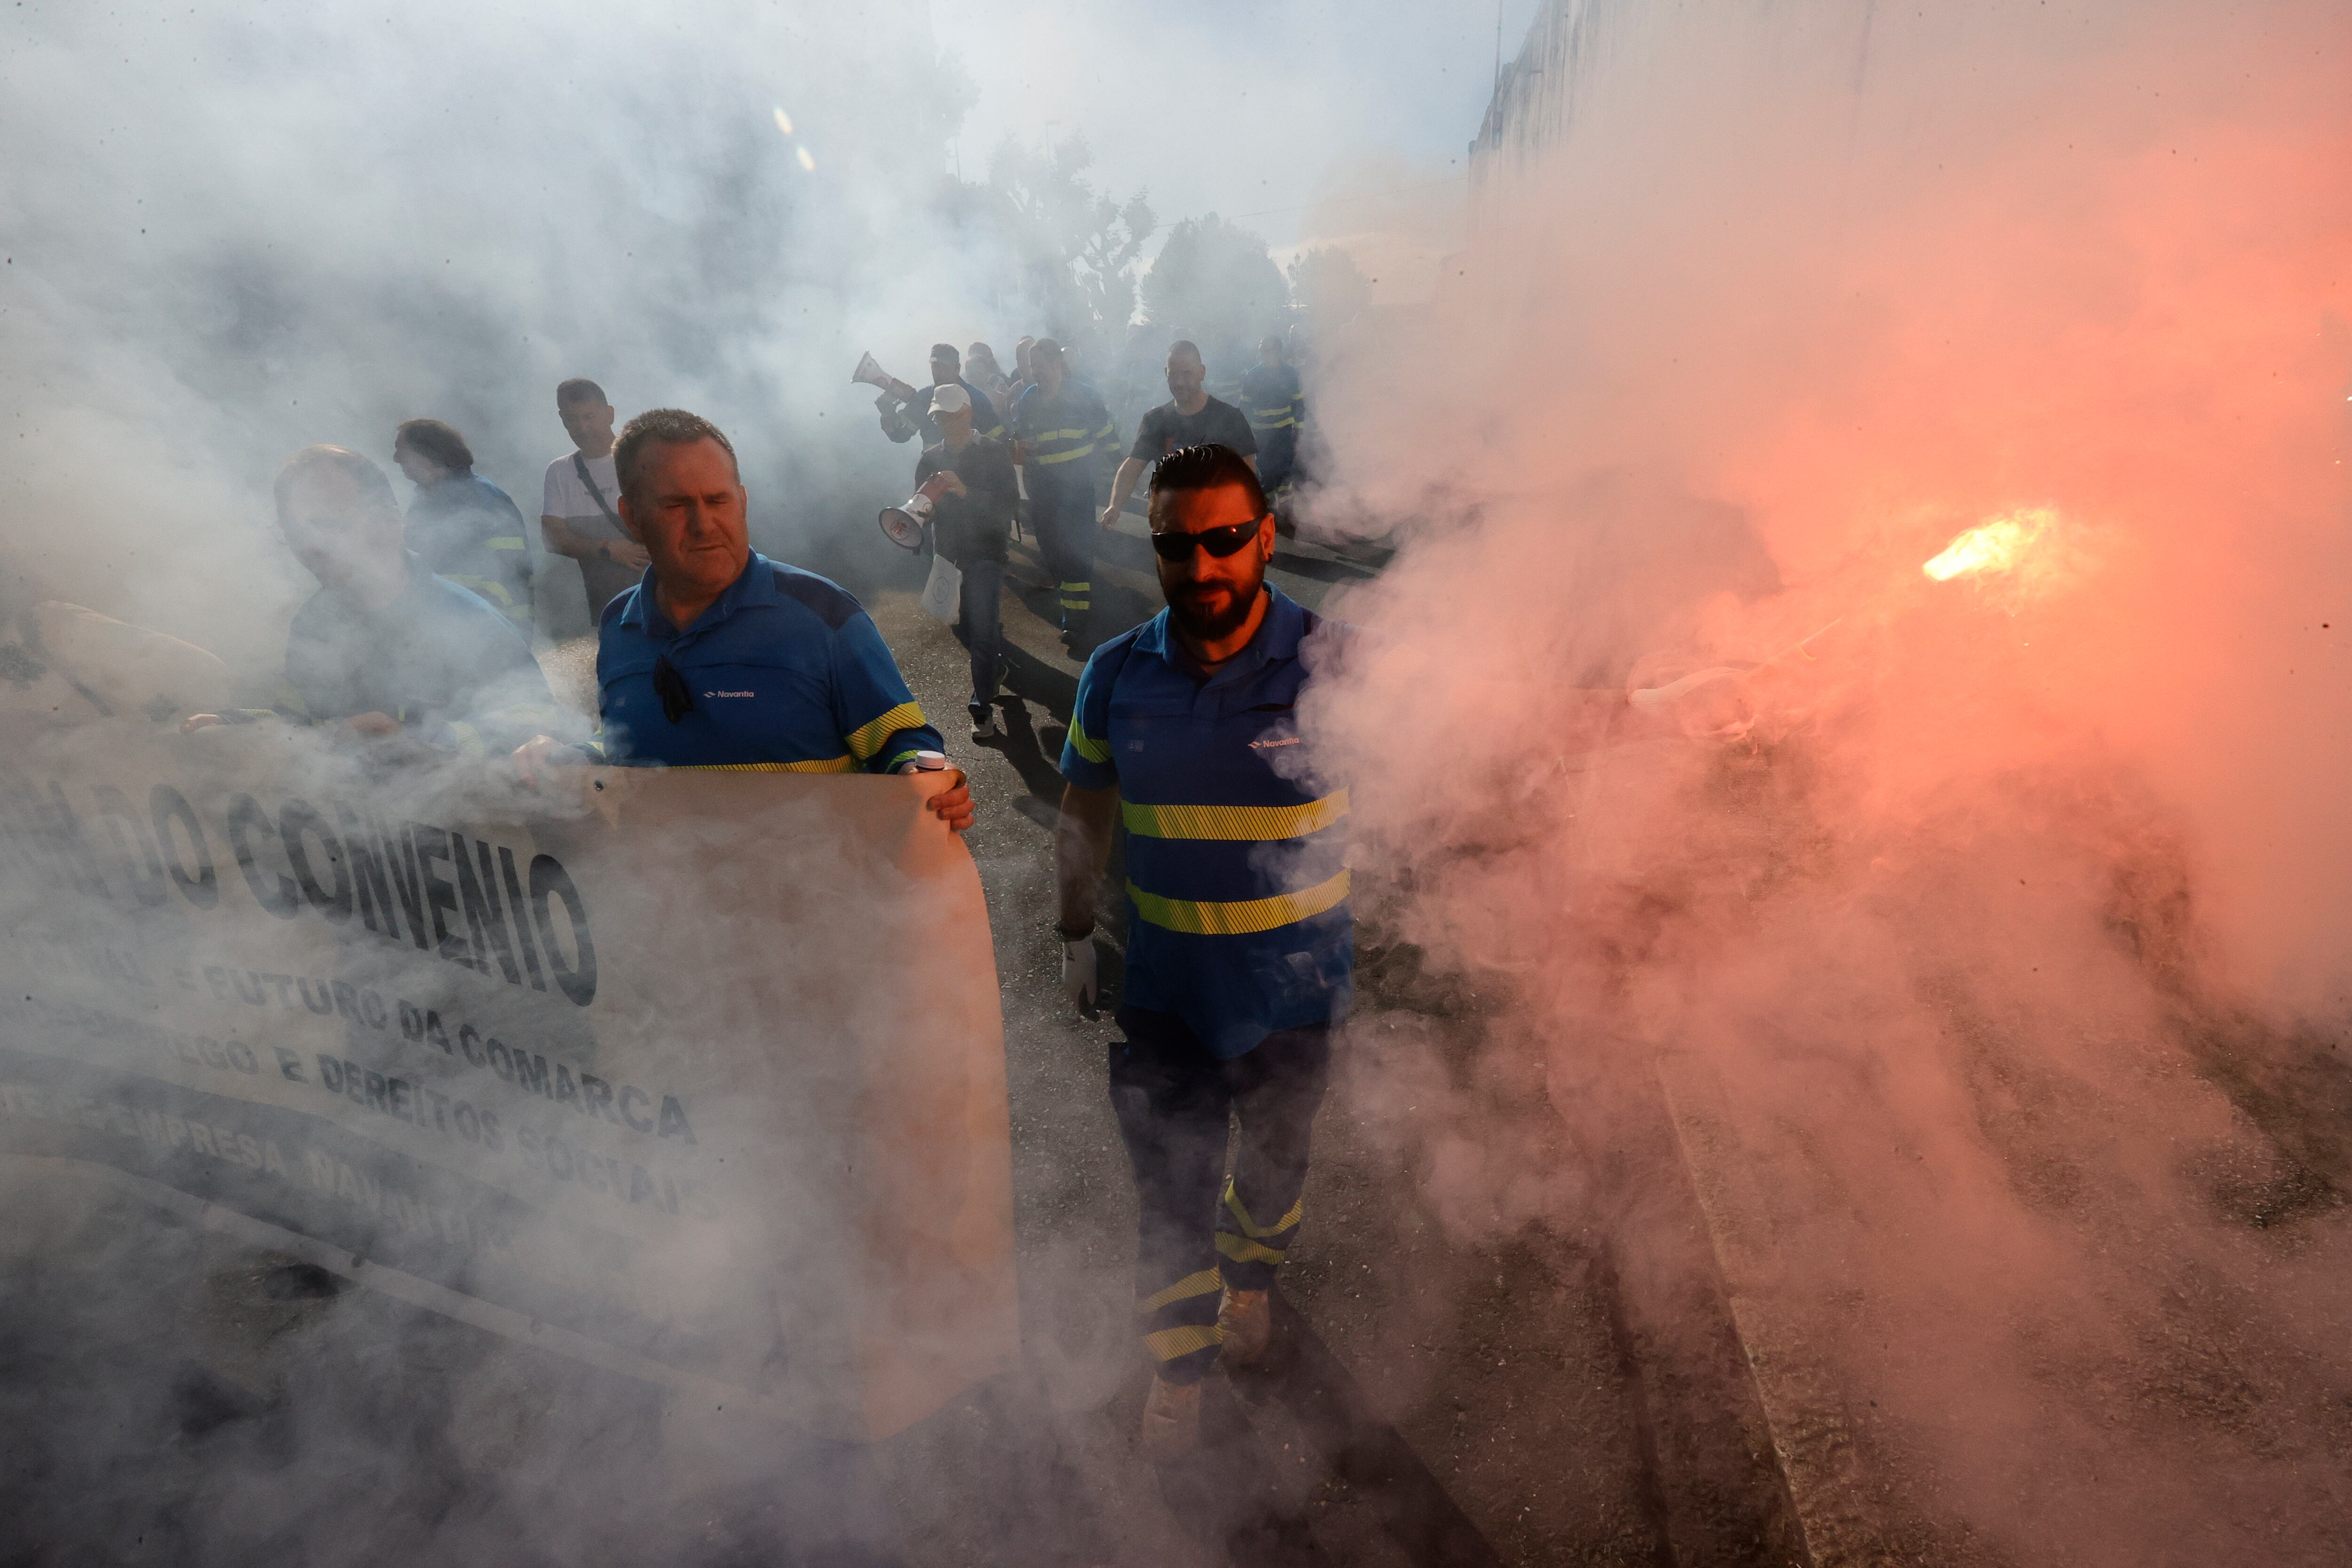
931, 0, 1544, 256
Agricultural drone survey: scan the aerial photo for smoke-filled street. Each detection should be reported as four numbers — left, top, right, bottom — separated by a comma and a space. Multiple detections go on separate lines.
0, 516, 1729, 1567
5, 1, 2352, 1564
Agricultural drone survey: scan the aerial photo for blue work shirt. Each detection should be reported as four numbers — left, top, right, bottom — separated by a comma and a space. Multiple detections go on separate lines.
598, 552, 942, 772
282, 557, 562, 755
1013, 379, 1115, 497
404, 471, 534, 629
1059, 586, 1351, 1058
1239, 363, 1304, 434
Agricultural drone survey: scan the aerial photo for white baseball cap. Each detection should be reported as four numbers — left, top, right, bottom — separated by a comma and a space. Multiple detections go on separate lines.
927, 383, 971, 415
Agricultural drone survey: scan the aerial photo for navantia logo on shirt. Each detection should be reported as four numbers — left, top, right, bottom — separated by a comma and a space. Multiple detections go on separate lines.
702, 690, 756, 699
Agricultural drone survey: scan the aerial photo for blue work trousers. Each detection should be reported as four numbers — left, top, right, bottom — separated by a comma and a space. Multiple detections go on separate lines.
1026, 482, 1096, 629
956, 555, 1004, 719
1110, 1008, 1333, 1385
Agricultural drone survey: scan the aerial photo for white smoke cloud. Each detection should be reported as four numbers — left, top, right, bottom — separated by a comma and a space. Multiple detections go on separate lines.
0, 0, 1001, 677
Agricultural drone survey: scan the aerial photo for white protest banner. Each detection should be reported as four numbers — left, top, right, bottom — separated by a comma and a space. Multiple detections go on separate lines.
0, 715, 1017, 1441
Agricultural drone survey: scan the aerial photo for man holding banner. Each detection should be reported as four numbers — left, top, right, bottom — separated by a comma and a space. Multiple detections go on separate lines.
183, 444, 566, 755
513, 407, 975, 830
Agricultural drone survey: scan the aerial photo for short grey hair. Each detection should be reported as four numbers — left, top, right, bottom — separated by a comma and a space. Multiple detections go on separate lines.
273, 445, 396, 518
614, 408, 739, 500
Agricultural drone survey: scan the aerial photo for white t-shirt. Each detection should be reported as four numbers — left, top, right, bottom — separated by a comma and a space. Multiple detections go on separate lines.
542, 451, 624, 538
541, 450, 637, 621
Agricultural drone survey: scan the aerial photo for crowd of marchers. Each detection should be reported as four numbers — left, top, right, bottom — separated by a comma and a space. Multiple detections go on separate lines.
863, 331, 1308, 736
176, 325, 1725, 1465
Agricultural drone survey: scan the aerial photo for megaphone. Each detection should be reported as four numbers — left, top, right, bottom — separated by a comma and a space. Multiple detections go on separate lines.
878, 471, 954, 551
851, 351, 916, 404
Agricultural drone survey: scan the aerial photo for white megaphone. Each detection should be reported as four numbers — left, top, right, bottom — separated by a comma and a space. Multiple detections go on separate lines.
851, 351, 916, 405
878, 471, 954, 551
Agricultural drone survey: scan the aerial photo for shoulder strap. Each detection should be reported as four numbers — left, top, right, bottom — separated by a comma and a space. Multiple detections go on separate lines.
572, 453, 623, 528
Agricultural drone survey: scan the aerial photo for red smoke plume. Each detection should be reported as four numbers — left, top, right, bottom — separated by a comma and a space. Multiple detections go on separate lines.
1304, 2, 2352, 1558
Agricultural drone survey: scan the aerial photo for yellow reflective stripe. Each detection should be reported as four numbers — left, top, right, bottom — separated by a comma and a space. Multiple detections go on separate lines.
1250, 417, 1299, 430
1224, 1181, 1302, 1239
672, 756, 858, 774
1145, 1324, 1224, 1361
846, 700, 927, 762
883, 748, 924, 772
485, 536, 528, 550
1094, 421, 1114, 438
1033, 442, 1096, 465
1127, 868, 1350, 936
1123, 790, 1347, 842
1142, 1268, 1223, 1312
446, 574, 516, 606
1215, 1232, 1286, 1266
448, 720, 484, 756
1067, 715, 1110, 764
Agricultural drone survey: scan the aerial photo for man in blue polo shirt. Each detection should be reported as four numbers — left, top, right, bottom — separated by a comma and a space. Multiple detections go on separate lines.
1053, 442, 1349, 1460
513, 407, 972, 830
185, 445, 566, 756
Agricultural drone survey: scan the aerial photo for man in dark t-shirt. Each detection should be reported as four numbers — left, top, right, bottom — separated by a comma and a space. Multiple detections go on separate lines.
1099, 340, 1257, 527
914, 384, 1020, 739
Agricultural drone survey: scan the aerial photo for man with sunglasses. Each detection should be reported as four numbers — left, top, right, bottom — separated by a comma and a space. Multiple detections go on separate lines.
511, 408, 974, 830
1053, 442, 1346, 1460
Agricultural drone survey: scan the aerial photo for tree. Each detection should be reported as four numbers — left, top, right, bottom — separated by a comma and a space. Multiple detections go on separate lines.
1286, 246, 1375, 335
1138, 215, 1290, 382
978, 135, 1155, 365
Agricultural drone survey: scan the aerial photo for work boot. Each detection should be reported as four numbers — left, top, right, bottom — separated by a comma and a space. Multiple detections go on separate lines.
1218, 1287, 1271, 1368
1138, 1373, 1201, 1464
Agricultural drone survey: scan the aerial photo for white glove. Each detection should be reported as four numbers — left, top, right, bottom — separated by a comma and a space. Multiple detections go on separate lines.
1628, 667, 1753, 740
1062, 938, 1098, 1016
1627, 666, 1743, 713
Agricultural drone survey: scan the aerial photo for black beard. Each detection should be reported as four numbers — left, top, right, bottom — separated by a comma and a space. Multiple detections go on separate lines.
1168, 580, 1264, 644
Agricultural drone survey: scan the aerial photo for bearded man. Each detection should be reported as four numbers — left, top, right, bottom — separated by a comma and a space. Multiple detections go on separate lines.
1051, 441, 1350, 1460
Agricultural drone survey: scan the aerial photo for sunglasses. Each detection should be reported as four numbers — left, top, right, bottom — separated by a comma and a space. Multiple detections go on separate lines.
653, 655, 694, 723
1149, 515, 1269, 562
